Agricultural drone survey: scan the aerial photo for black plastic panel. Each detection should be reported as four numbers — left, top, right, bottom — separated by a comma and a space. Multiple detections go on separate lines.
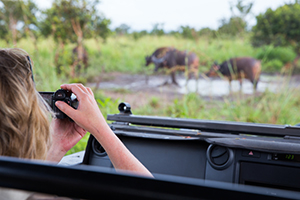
84, 133, 300, 192
239, 162, 300, 190
119, 135, 208, 179
1, 156, 299, 200
84, 135, 208, 179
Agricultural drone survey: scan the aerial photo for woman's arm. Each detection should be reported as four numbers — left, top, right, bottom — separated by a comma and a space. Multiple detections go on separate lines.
55, 84, 153, 177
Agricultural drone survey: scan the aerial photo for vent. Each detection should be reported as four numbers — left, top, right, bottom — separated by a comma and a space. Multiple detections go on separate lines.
92, 138, 107, 156
207, 144, 234, 170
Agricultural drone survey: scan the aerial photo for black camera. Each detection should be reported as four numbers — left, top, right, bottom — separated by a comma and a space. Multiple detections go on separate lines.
39, 89, 78, 120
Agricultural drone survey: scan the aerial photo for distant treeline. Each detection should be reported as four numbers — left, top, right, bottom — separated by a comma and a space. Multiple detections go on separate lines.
1, 0, 300, 77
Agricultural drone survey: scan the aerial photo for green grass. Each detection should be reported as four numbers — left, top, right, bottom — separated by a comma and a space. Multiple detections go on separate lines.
85, 35, 256, 75
1, 34, 284, 90
133, 86, 300, 126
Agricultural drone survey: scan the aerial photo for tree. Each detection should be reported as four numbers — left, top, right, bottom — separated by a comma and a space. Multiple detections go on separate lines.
0, 0, 24, 45
218, 0, 253, 36
131, 30, 148, 41
198, 27, 216, 38
88, 14, 111, 53
150, 23, 164, 36
40, 3, 75, 74
59, 0, 100, 76
218, 16, 247, 36
41, 0, 104, 77
115, 23, 130, 35
230, 0, 253, 21
21, 0, 40, 51
0, 8, 10, 45
178, 26, 200, 41
90, 15, 111, 42
251, 2, 300, 64
0, 0, 39, 46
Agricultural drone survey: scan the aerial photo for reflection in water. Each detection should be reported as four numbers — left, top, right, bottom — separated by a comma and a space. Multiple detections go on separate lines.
178, 78, 279, 96
92, 74, 296, 97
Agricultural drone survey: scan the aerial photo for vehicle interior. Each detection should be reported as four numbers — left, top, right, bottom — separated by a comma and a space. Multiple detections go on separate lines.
1, 102, 300, 200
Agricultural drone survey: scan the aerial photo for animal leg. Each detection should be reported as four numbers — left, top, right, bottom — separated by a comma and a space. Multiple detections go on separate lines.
168, 71, 179, 86
253, 78, 259, 92
157, 76, 170, 87
195, 76, 199, 92
228, 81, 232, 94
239, 78, 243, 92
160, 79, 170, 86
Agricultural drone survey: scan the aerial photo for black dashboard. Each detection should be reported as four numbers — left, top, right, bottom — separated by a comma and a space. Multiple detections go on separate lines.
82, 103, 300, 193
1, 102, 300, 199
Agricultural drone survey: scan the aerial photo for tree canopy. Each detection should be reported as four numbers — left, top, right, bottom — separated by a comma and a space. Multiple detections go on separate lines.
251, 2, 300, 53
0, 0, 39, 45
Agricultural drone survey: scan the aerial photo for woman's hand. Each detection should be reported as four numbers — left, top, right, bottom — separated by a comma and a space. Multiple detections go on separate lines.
47, 118, 86, 162
55, 84, 107, 135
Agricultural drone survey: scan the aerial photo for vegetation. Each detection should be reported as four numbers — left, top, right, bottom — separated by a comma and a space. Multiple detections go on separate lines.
1, 0, 300, 154
252, 2, 300, 68
1, 0, 299, 75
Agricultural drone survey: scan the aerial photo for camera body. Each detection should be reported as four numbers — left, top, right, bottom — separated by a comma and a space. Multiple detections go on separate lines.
39, 89, 78, 120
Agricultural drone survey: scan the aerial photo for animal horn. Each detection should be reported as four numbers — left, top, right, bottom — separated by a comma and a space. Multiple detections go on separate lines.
151, 55, 165, 64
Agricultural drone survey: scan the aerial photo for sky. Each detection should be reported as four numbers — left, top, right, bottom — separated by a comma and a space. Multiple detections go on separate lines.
38, 0, 291, 32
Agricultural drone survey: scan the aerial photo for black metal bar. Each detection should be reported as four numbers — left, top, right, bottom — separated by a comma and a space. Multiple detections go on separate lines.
110, 123, 238, 139
0, 156, 298, 200
107, 114, 300, 137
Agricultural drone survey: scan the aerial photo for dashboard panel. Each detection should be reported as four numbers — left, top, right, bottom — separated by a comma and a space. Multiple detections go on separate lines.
83, 132, 300, 191
82, 104, 300, 193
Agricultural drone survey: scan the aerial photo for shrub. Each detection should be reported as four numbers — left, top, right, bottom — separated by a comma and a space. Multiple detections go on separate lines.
255, 45, 296, 64
263, 59, 284, 72
255, 45, 296, 72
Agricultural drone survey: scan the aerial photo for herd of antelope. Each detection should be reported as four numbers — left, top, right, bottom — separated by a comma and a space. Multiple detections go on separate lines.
145, 47, 262, 91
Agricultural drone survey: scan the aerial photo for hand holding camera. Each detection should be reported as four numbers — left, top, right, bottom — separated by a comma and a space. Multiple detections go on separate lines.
39, 84, 105, 133
56, 84, 107, 135
42, 84, 152, 176
39, 89, 78, 120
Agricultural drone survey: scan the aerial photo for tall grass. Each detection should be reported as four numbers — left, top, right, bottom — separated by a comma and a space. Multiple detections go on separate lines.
132, 86, 300, 126
85, 35, 256, 76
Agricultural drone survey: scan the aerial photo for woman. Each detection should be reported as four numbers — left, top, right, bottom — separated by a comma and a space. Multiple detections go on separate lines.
0, 48, 152, 199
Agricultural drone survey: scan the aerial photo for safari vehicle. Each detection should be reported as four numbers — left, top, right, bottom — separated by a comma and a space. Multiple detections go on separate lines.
1, 102, 300, 200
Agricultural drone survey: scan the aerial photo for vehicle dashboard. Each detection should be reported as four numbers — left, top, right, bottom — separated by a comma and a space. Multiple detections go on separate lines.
82, 103, 300, 192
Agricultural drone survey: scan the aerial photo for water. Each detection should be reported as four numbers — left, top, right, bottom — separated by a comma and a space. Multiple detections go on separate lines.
178, 77, 279, 96
90, 74, 296, 97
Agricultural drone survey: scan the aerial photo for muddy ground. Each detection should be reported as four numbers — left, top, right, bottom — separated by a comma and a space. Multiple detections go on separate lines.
87, 72, 300, 109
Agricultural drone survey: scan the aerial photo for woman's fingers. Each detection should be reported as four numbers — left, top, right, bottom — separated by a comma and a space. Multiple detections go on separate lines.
60, 84, 84, 101
55, 101, 76, 120
57, 83, 102, 133
60, 84, 93, 100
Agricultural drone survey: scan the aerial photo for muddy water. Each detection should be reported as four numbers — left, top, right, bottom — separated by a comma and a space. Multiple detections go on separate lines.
90, 73, 299, 97
178, 75, 280, 96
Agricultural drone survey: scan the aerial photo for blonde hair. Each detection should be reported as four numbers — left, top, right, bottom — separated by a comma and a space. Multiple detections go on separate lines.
0, 48, 51, 160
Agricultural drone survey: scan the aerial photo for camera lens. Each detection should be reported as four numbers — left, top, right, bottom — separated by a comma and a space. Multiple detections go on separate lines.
55, 90, 66, 99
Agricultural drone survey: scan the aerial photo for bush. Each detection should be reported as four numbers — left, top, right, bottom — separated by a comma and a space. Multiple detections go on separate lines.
255, 45, 296, 64
263, 59, 284, 72
255, 45, 296, 72
218, 17, 247, 37
251, 3, 300, 52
